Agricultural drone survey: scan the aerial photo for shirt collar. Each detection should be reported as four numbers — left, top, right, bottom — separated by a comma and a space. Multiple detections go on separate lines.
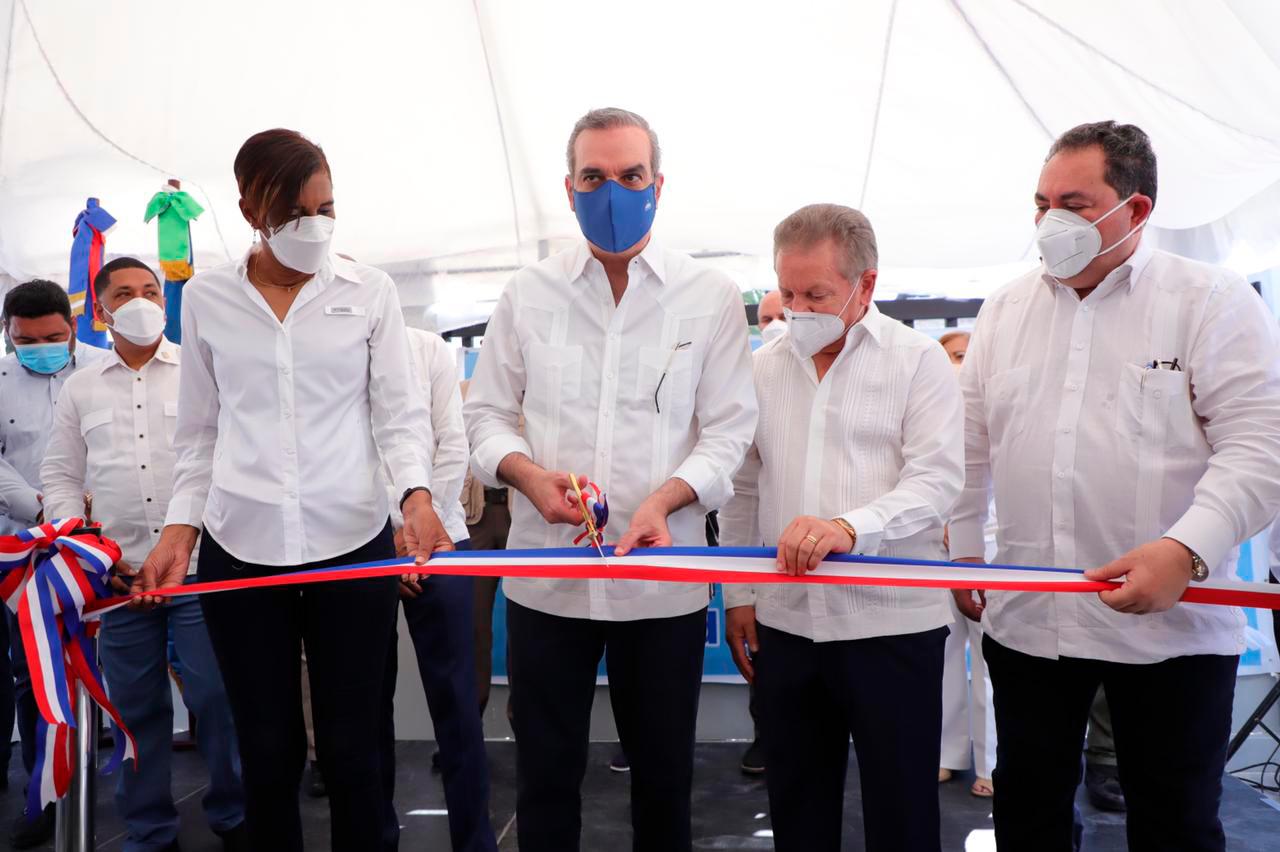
569, 236, 666, 287
237, 248, 351, 289
101, 337, 180, 375
842, 301, 886, 352
1040, 235, 1154, 298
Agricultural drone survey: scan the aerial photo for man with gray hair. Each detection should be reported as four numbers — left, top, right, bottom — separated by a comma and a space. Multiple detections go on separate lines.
464, 107, 757, 851
721, 203, 963, 851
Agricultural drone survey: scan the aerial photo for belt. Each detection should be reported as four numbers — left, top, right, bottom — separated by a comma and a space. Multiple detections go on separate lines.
484, 488, 508, 506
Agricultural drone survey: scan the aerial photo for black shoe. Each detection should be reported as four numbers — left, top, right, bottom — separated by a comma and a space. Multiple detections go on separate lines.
10, 804, 55, 850
306, 760, 327, 798
609, 748, 630, 773
740, 739, 766, 775
1084, 763, 1126, 813
215, 821, 249, 852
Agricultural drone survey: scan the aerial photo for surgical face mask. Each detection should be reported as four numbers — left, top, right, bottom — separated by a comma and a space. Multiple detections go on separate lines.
760, 321, 786, 343
102, 297, 167, 346
15, 341, 71, 375
572, 180, 657, 253
1035, 194, 1146, 280
264, 215, 335, 274
784, 285, 859, 359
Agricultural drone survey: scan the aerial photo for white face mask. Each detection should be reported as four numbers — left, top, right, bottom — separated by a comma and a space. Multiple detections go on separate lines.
264, 215, 335, 274
102, 297, 167, 346
760, 321, 786, 343
1035, 194, 1146, 280
784, 285, 859, 359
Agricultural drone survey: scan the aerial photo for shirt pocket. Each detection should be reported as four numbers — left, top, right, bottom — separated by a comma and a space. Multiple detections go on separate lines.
983, 366, 1030, 448
79, 408, 115, 455
636, 346, 695, 418
524, 343, 583, 418
164, 401, 179, 447
1114, 365, 1199, 449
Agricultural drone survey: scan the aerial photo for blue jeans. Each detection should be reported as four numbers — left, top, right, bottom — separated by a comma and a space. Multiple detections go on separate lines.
100, 584, 244, 851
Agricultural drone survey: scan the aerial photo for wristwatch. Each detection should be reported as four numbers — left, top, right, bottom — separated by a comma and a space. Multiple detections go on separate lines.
831, 518, 857, 551
1187, 548, 1210, 583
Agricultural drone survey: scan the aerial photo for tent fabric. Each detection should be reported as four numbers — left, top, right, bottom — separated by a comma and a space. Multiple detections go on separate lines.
1, 0, 1279, 292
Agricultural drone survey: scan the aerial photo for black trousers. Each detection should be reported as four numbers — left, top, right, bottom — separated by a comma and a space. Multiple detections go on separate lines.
380, 541, 497, 852
506, 600, 706, 852
983, 635, 1238, 852
199, 524, 399, 852
753, 622, 948, 852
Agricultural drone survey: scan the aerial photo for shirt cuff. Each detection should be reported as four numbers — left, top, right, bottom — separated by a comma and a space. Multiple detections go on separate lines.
471, 434, 535, 489
1163, 505, 1239, 577
163, 493, 206, 530
43, 500, 81, 525
670, 456, 731, 511
9, 487, 43, 524
392, 464, 432, 504
948, 521, 986, 561
839, 507, 884, 556
723, 584, 756, 609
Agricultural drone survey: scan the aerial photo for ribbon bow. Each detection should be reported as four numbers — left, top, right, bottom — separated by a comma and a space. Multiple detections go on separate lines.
0, 519, 136, 813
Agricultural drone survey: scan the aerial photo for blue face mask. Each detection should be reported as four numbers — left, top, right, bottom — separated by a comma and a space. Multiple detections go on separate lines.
572, 180, 657, 254
14, 342, 71, 375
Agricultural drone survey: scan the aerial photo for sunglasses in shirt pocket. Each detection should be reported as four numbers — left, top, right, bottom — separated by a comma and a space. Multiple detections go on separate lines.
1114, 364, 1202, 450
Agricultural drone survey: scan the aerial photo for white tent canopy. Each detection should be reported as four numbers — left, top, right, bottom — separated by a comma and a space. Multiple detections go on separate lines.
2, 0, 1280, 294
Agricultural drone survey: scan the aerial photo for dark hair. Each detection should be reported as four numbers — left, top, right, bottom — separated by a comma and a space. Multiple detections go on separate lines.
3, 280, 72, 327
1047, 121, 1157, 206
234, 128, 331, 232
93, 257, 160, 297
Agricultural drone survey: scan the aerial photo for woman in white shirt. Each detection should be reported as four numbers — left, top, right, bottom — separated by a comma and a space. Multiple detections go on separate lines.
138, 128, 450, 852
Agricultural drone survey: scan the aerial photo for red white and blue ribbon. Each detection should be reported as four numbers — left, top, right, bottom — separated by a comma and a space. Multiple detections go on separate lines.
82, 546, 1280, 618
0, 520, 136, 814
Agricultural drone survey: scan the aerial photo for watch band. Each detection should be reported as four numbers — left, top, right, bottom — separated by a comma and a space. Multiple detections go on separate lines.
831, 518, 857, 552
399, 486, 430, 511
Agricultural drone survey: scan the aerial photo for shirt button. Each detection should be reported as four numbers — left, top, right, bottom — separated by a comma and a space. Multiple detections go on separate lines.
1075, 343, 1084, 351
281, 366, 291, 375
1154, 390, 1163, 399
1083, 306, 1092, 313
1057, 471, 1066, 479
141, 464, 147, 470
1067, 383, 1078, 391
287, 491, 297, 498
283, 410, 293, 419
606, 372, 615, 380
153, 529, 159, 534
146, 498, 152, 503
138, 434, 144, 439
136, 404, 142, 410
1062, 427, 1071, 434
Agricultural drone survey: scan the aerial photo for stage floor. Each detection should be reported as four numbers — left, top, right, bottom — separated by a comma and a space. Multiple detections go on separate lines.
3, 741, 1279, 850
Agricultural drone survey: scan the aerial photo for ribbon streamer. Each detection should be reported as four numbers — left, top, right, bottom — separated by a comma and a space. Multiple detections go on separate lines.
85, 546, 1280, 618
0, 520, 137, 814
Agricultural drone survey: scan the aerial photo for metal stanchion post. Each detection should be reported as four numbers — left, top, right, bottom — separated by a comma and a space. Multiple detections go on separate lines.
54, 679, 97, 852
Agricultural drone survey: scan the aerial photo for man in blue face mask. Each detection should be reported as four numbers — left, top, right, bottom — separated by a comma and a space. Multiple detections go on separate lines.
0, 278, 107, 846
465, 108, 757, 852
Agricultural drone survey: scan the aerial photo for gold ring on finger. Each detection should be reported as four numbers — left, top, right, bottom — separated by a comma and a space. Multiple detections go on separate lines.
804, 534, 819, 545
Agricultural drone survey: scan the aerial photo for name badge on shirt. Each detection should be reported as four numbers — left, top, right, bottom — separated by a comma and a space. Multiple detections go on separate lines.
325, 305, 366, 317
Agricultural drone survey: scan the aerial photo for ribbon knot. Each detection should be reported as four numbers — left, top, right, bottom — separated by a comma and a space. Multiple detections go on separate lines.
0, 519, 136, 812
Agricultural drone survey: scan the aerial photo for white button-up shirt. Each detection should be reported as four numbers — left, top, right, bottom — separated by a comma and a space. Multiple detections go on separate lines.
721, 304, 964, 641
384, 328, 468, 543
166, 252, 433, 566
950, 241, 1280, 664
41, 339, 195, 572
464, 238, 757, 621
0, 344, 109, 534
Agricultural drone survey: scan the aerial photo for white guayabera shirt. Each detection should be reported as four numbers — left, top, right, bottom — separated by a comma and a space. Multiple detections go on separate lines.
950, 240, 1280, 664
465, 238, 757, 621
720, 304, 964, 642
